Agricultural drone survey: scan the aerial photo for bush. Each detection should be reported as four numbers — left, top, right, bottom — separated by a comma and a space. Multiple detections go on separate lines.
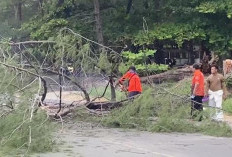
119, 49, 169, 76
225, 74, 232, 89
119, 63, 169, 76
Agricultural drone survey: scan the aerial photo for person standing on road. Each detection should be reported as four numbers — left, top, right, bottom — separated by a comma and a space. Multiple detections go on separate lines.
205, 65, 227, 121
191, 64, 205, 118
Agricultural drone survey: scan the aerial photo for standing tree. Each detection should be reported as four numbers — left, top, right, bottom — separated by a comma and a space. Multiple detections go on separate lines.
93, 0, 104, 47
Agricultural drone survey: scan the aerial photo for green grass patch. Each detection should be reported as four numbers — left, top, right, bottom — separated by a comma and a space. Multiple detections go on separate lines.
88, 86, 127, 101
223, 98, 232, 114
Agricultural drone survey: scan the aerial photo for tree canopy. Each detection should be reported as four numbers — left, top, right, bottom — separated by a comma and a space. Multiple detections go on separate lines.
0, 0, 231, 56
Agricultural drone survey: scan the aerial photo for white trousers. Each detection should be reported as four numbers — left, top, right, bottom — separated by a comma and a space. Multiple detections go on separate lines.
208, 90, 224, 121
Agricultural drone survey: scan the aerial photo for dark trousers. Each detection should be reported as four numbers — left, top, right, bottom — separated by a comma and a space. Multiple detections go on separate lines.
128, 91, 141, 98
191, 96, 203, 119
192, 96, 203, 111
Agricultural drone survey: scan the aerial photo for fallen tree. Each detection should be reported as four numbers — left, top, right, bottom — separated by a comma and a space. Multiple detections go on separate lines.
141, 66, 193, 83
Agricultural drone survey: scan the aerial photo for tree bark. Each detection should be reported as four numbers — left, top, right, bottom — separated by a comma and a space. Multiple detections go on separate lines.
154, 0, 160, 10
14, 1, 23, 25
57, 0, 64, 7
109, 76, 116, 101
38, 0, 44, 15
18, 2, 22, 21
93, 0, 104, 47
141, 67, 193, 83
126, 0, 133, 14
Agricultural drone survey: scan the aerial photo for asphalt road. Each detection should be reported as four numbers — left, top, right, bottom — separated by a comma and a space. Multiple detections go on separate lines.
33, 123, 232, 157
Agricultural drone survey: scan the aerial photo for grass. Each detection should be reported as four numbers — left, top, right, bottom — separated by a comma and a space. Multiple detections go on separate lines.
88, 86, 127, 101
223, 97, 232, 114
100, 79, 232, 137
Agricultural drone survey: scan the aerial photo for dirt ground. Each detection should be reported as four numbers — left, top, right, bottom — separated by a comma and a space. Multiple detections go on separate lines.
44, 91, 108, 105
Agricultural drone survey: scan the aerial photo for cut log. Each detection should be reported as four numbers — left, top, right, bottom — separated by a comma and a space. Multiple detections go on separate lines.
86, 101, 122, 110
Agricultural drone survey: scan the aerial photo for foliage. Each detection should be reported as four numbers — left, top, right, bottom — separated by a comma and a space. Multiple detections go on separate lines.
119, 63, 169, 76
97, 52, 111, 73
134, 23, 206, 47
119, 49, 168, 76
0, 65, 55, 155
1, 0, 232, 59
0, 107, 54, 155
225, 74, 232, 89
29, 19, 69, 40
196, 0, 232, 19
122, 49, 155, 64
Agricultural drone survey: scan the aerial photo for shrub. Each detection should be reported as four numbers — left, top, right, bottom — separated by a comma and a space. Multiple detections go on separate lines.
119, 49, 169, 76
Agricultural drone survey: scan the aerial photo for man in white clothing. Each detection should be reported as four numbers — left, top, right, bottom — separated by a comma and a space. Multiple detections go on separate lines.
205, 65, 227, 121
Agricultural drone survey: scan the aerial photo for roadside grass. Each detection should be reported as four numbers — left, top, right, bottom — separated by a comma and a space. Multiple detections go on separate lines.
102, 79, 232, 137
223, 98, 232, 114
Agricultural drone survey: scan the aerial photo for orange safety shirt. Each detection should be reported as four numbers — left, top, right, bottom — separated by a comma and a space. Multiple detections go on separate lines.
119, 70, 142, 92
192, 70, 204, 96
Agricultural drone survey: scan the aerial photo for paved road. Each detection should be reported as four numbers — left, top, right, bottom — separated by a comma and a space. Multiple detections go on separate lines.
33, 123, 232, 157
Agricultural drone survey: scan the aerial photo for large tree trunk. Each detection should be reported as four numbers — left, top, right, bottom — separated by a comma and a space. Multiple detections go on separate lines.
93, 0, 104, 47
141, 67, 193, 83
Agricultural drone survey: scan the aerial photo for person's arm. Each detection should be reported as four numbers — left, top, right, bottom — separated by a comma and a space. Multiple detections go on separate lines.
205, 77, 210, 96
115, 72, 130, 87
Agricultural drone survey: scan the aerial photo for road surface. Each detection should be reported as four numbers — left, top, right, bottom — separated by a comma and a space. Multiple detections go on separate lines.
33, 122, 232, 157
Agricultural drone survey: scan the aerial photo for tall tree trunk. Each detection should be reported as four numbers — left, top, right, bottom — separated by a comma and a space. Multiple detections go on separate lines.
154, 0, 160, 10
126, 0, 133, 14
38, 0, 44, 15
18, 2, 22, 21
93, 0, 104, 47
14, 5, 18, 20
14, 1, 23, 26
57, 0, 64, 7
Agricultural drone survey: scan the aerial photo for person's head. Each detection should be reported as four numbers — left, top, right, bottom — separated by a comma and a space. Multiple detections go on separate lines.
128, 66, 136, 72
192, 63, 201, 72
211, 65, 218, 74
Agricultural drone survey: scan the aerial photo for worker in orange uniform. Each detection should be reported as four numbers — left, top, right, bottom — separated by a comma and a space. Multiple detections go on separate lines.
115, 66, 142, 98
191, 64, 205, 119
